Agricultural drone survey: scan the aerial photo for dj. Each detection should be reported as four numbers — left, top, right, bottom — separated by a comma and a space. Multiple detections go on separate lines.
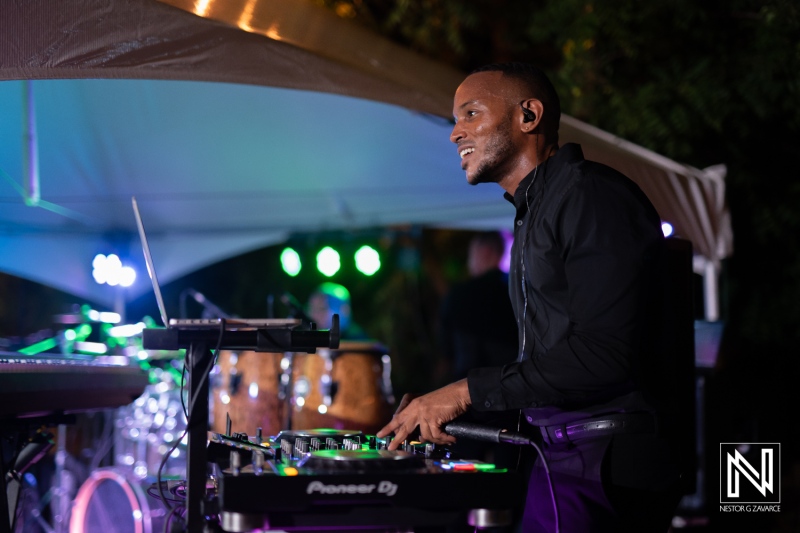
377, 63, 685, 532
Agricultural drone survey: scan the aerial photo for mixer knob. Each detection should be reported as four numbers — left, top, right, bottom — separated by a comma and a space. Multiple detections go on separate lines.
294, 439, 309, 456
256, 427, 263, 443
425, 443, 435, 458
280, 439, 292, 459
253, 450, 264, 475
310, 438, 321, 451
368, 436, 377, 449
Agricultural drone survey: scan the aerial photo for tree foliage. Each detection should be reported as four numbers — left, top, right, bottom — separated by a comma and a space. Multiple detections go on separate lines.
321, 0, 800, 351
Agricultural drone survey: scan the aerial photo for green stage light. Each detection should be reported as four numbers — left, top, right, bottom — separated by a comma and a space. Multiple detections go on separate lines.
19, 337, 58, 355
355, 245, 381, 275
280, 247, 302, 276
316, 246, 341, 277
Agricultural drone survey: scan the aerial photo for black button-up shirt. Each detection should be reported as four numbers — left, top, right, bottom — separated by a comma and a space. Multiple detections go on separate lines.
467, 143, 665, 426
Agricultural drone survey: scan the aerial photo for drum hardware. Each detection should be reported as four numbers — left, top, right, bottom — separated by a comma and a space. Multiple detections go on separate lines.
114, 369, 187, 479
228, 369, 242, 397
289, 342, 394, 434
380, 354, 396, 405
277, 353, 293, 402
213, 342, 394, 438
69, 467, 172, 533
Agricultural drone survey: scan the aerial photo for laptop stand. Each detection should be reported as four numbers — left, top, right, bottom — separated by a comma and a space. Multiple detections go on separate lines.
142, 317, 340, 533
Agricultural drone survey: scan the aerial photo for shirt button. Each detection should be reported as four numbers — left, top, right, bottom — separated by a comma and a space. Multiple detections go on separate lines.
527, 416, 533, 423
516, 220, 523, 226
484, 401, 491, 408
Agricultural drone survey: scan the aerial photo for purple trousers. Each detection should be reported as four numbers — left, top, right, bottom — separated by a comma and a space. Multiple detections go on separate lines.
521, 433, 684, 533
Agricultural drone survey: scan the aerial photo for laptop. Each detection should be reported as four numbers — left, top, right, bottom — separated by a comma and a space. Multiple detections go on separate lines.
132, 197, 301, 330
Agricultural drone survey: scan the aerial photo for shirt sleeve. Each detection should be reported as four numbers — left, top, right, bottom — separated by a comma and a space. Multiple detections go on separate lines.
468, 171, 663, 411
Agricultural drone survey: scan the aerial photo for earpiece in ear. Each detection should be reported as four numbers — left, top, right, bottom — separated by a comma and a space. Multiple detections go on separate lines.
520, 103, 536, 123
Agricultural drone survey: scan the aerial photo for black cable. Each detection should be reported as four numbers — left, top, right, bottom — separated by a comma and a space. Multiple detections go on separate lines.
147, 483, 185, 504
163, 504, 185, 533
187, 320, 225, 417
528, 438, 559, 533
157, 320, 224, 516
180, 362, 188, 421
156, 427, 187, 513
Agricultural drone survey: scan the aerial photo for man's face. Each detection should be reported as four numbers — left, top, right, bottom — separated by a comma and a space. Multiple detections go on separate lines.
450, 72, 518, 185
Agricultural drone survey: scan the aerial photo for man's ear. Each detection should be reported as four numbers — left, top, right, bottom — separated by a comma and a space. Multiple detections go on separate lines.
518, 99, 545, 133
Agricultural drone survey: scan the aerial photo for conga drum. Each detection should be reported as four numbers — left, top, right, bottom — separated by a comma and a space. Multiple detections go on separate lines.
289, 341, 394, 434
210, 350, 287, 438
69, 468, 167, 533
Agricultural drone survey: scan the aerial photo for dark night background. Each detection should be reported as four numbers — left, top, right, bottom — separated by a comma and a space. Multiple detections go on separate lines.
1, 1, 798, 530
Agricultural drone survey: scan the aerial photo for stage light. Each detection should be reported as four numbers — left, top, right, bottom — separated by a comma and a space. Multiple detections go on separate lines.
74, 341, 108, 355
92, 253, 136, 287
120, 266, 136, 287
108, 322, 146, 337
18, 337, 58, 355
354, 245, 380, 276
104, 254, 123, 286
316, 246, 341, 277
280, 247, 302, 276
661, 222, 674, 237
87, 309, 121, 324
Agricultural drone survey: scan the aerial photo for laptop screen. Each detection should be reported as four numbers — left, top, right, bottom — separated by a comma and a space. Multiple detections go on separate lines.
132, 197, 170, 327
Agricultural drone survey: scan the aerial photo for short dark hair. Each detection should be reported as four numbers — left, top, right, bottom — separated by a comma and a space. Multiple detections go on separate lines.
471, 62, 561, 143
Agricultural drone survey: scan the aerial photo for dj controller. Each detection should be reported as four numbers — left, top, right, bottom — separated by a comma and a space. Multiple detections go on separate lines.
205, 428, 525, 532
137, 326, 524, 532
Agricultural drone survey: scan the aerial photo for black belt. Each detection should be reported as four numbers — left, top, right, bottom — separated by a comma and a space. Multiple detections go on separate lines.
538, 413, 656, 444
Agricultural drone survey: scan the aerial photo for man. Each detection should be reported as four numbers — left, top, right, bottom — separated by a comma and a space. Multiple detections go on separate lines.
438, 231, 519, 470
378, 63, 684, 532
307, 282, 369, 340
439, 231, 517, 383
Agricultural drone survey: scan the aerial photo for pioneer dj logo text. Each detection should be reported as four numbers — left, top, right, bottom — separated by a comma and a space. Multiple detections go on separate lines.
720, 443, 780, 510
306, 480, 398, 497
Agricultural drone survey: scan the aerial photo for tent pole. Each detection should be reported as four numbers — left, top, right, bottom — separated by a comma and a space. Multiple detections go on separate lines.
22, 80, 40, 206
703, 261, 719, 322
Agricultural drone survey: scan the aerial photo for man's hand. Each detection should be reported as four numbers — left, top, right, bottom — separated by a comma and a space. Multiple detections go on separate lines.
376, 379, 471, 450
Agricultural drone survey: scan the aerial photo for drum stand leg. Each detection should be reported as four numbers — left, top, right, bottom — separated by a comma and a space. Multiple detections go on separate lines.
186, 342, 213, 533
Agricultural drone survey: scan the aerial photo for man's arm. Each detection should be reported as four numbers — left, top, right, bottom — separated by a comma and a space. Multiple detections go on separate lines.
470, 173, 663, 411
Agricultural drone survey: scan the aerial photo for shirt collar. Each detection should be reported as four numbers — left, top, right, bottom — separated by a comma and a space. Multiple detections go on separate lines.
503, 143, 584, 209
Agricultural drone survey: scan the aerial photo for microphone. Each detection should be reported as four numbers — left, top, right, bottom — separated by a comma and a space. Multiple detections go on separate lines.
443, 421, 531, 446
280, 292, 314, 324
187, 288, 230, 319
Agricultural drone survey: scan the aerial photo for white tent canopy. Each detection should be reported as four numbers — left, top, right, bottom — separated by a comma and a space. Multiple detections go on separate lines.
0, 0, 731, 315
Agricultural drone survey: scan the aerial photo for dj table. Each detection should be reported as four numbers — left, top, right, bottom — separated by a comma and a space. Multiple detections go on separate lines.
141, 321, 524, 532
208, 429, 523, 532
